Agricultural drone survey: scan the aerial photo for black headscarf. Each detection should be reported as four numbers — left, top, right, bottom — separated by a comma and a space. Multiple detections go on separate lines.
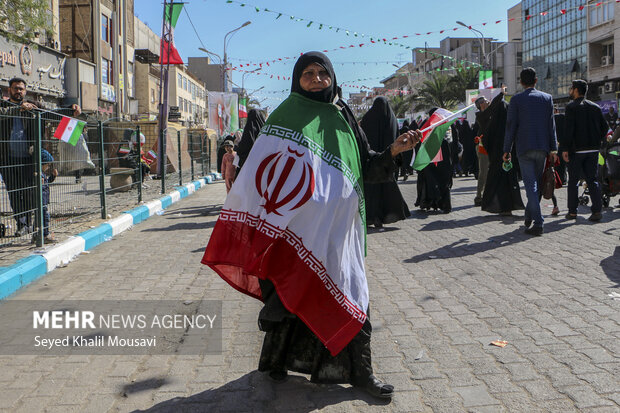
400, 119, 410, 135
360, 96, 399, 152
289, 52, 397, 183
236, 109, 267, 171
291, 51, 338, 104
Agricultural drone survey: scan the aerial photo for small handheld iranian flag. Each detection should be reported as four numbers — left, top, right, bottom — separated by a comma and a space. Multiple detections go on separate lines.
412, 105, 475, 171
479, 70, 493, 89
53, 116, 85, 146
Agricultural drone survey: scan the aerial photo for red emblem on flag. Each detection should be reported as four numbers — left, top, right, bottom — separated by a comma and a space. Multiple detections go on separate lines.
255, 147, 315, 216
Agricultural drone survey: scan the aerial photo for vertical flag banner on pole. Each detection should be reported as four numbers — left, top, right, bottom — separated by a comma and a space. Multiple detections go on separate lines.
159, 2, 184, 65
479, 70, 493, 89
239, 97, 248, 119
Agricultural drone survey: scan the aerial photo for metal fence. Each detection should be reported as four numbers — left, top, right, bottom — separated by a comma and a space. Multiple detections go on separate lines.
0, 109, 217, 262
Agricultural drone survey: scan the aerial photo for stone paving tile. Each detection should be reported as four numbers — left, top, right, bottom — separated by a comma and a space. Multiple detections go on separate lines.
0, 178, 618, 412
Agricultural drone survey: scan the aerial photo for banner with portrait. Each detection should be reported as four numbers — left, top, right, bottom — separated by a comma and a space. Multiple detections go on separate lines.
207, 92, 239, 137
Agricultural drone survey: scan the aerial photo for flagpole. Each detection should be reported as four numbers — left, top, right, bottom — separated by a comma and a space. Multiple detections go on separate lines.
418, 104, 476, 134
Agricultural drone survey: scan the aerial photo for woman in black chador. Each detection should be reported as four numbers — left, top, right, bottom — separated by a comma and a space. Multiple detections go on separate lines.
480, 92, 524, 215
414, 109, 453, 213
360, 97, 410, 228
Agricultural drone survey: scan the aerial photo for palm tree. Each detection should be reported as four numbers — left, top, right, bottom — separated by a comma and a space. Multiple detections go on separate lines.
412, 73, 459, 112
388, 94, 415, 118
448, 64, 479, 103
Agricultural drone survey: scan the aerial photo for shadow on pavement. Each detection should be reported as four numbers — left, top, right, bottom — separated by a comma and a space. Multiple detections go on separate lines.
405, 220, 572, 263
600, 246, 620, 288
164, 205, 223, 219
418, 215, 509, 231
141, 221, 216, 232
131, 371, 390, 413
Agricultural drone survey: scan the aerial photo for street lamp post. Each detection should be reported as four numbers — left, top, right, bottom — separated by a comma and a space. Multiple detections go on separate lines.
456, 21, 487, 68
223, 21, 251, 92
242, 67, 262, 97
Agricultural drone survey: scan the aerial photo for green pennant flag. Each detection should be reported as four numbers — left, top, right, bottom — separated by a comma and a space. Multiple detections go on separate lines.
165, 2, 184, 28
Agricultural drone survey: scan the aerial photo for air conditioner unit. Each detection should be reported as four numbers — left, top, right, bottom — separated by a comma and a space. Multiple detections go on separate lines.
601, 56, 611, 66
605, 81, 615, 93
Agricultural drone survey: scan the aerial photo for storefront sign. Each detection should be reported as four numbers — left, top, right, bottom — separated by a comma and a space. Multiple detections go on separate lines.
101, 83, 116, 103
0, 35, 66, 97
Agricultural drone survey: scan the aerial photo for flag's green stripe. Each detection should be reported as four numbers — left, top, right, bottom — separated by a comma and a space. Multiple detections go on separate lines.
165, 3, 183, 27
260, 93, 366, 246
413, 120, 456, 171
68, 121, 85, 146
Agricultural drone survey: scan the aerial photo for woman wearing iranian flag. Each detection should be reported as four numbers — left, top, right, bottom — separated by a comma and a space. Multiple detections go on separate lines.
202, 52, 421, 399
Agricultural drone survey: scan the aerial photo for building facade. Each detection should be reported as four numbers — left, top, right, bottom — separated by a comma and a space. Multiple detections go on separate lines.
586, 0, 618, 109
521, 0, 587, 101
170, 66, 207, 128
59, 0, 135, 118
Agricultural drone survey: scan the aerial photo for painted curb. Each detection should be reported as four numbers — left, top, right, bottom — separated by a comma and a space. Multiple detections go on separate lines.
0, 174, 221, 300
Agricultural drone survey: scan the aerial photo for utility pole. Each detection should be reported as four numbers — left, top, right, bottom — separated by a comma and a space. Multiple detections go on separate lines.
157, 0, 173, 178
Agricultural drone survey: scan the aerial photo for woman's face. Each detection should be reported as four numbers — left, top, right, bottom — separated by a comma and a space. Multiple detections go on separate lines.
299, 63, 332, 93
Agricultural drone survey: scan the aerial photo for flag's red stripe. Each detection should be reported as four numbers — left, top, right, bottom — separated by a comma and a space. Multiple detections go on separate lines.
54, 116, 71, 139
202, 218, 365, 356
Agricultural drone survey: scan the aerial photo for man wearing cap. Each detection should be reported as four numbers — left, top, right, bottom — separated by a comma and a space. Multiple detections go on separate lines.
503, 67, 558, 236
562, 79, 608, 222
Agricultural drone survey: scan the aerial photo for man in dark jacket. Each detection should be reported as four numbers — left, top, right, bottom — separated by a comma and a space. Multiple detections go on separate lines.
562, 79, 608, 222
0, 77, 80, 236
503, 67, 558, 236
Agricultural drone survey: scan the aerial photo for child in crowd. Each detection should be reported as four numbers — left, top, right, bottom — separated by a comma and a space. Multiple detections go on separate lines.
220, 140, 236, 193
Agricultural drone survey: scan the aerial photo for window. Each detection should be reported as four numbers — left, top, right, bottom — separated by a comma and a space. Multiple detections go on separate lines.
178, 73, 182, 88
603, 43, 614, 65
101, 57, 113, 85
590, 2, 614, 27
151, 88, 155, 103
101, 15, 109, 43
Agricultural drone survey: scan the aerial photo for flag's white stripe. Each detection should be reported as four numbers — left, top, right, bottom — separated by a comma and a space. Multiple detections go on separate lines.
60, 118, 79, 143
419, 104, 475, 134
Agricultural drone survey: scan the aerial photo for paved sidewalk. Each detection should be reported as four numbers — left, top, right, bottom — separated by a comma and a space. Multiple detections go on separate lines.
0, 176, 619, 413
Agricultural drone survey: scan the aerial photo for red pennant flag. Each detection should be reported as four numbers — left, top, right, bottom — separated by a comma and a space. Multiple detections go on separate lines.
496, 20, 502, 23
159, 39, 183, 65
440, 30, 445, 33
596, 2, 602, 5
561, 9, 567, 14
540, 12, 548, 16
578, 5, 585, 10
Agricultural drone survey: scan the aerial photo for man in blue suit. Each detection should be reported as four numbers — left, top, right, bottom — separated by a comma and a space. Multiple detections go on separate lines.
503, 68, 558, 236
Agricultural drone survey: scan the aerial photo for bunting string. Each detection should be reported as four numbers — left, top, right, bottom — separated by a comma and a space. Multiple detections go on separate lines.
225, 0, 620, 68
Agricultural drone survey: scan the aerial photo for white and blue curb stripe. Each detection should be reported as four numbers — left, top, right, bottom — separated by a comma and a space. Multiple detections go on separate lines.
0, 174, 222, 300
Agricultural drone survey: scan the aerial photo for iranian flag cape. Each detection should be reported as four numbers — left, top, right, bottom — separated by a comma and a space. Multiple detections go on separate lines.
202, 92, 368, 356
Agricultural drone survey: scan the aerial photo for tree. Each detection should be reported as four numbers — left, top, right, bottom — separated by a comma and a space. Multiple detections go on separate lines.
412, 73, 459, 112
0, 0, 53, 44
448, 64, 479, 103
246, 97, 262, 111
388, 94, 415, 118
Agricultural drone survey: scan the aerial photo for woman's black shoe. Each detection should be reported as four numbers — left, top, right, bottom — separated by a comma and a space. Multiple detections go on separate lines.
356, 375, 394, 399
268, 369, 288, 382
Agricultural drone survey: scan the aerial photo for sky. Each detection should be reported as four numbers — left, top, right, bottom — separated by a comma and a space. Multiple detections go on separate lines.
135, 0, 521, 111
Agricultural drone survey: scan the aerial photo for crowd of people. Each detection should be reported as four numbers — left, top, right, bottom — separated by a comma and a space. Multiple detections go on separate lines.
391, 68, 617, 236
204, 57, 620, 401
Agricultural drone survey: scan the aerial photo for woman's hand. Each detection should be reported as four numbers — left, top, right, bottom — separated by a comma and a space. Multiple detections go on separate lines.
391, 130, 422, 157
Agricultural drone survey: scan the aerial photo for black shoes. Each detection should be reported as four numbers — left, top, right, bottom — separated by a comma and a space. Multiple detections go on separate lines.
565, 213, 577, 220
524, 218, 532, 228
588, 212, 602, 222
524, 226, 543, 236
356, 375, 394, 399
